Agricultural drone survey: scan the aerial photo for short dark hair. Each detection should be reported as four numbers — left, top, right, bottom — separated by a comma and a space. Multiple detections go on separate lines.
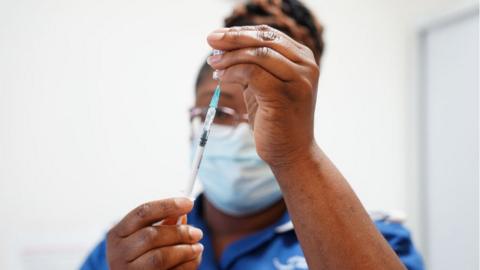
224, 0, 324, 62
195, 0, 325, 89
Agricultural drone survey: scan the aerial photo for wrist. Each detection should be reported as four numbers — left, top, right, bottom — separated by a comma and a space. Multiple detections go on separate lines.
267, 141, 323, 175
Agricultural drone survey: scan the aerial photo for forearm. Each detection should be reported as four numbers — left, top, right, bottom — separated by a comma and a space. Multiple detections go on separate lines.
271, 143, 406, 270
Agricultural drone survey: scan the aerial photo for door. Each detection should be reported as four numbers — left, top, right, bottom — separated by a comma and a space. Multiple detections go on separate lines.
420, 6, 479, 270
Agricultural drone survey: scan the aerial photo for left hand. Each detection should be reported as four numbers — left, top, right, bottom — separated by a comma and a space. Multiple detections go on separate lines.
206, 25, 320, 168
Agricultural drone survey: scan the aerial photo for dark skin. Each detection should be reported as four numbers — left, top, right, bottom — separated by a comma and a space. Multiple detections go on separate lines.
106, 25, 407, 270
106, 199, 203, 270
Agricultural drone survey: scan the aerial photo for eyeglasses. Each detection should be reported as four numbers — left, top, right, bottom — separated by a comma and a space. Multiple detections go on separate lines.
190, 106, 249, 138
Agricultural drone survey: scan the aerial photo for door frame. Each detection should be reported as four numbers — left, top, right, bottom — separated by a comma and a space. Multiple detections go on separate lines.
416, 2, 479, 268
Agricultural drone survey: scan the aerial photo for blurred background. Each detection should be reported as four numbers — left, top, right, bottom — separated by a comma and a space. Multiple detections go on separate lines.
0, 0, 478, 269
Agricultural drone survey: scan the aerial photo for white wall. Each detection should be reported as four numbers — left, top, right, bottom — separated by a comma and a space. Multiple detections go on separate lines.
0, 0, 474, 268
420, 8, 478, 269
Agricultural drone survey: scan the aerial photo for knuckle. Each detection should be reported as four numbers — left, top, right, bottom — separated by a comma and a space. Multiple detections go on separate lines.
240, 25, 256, 31
257, 27, 279, 41
226, 27, 242, 41
107, 227, 123, 244
306, 48, 316, 61
154, 199, 176, 216
305, 61, 320, 79
295, 77, 315, 99
150, 251, 165, 268
254, 47, 271, 58
263, 31, 279, 41
256, 24, 271, 32
301, 45, 317, 63
161, 199, 177, 213
141, 226, 157, 244
299, 42, 310, 52
180, 225, 192, 242
136, 203, 151, 219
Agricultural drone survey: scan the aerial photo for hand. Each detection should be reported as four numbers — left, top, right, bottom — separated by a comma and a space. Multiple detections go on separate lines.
206, 25, 320, 168
106, 198, 203, 270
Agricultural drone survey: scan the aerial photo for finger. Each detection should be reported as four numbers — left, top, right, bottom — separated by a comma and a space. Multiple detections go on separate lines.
207, 46, 299, 81
156, 215, 186, 226
171, 254, 202, 270
207, 25, 313, 64
219, 64, 314, 103
112, 198, 193, 238
174, 215, 188, 225
123, 225, 203, 261
217, 64, 282, 96
129, 243, 204, 270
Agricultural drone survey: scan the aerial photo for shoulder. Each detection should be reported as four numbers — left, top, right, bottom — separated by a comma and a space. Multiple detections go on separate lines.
277, 212, 425, 270
80, 237, 109, 270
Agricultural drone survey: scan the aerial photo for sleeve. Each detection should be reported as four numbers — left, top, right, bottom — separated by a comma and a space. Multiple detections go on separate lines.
79, 237, 109, 270
375, 220, 425, 270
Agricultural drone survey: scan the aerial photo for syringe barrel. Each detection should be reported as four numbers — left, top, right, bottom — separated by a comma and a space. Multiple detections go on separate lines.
198, 107, 216, 146
204, 107, 216, 128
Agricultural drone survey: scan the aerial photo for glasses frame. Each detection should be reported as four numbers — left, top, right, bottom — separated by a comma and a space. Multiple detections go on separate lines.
189, 106, 249, 126
189, 106, 249, 139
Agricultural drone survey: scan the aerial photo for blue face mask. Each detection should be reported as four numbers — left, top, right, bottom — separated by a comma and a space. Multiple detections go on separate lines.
191, 123, 282, 216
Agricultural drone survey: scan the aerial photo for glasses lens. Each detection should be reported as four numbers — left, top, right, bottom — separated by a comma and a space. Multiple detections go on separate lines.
213, 108, 237, 126
189, 107, 242, 139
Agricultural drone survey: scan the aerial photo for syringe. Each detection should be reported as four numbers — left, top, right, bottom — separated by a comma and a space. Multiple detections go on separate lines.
184, 85, 221, 199
177, 50, 223, 224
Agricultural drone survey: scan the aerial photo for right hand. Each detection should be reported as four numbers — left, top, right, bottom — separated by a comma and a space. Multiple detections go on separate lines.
106, 197, 204, 270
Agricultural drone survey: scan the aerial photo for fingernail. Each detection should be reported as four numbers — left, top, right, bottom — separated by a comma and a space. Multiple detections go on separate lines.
207, 54, 222, 64
189, 227, 203, 240
212, 49, 224, 56
208, 32, 224, 41
212, 69, 224, 80
192, 243, 204, 253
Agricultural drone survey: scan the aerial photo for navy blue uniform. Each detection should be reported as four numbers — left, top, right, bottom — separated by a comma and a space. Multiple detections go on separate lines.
81, 197, 424, 270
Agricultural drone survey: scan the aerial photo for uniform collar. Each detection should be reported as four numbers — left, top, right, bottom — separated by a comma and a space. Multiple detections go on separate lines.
187, 195, 295, 269
188, 194, 294, 234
